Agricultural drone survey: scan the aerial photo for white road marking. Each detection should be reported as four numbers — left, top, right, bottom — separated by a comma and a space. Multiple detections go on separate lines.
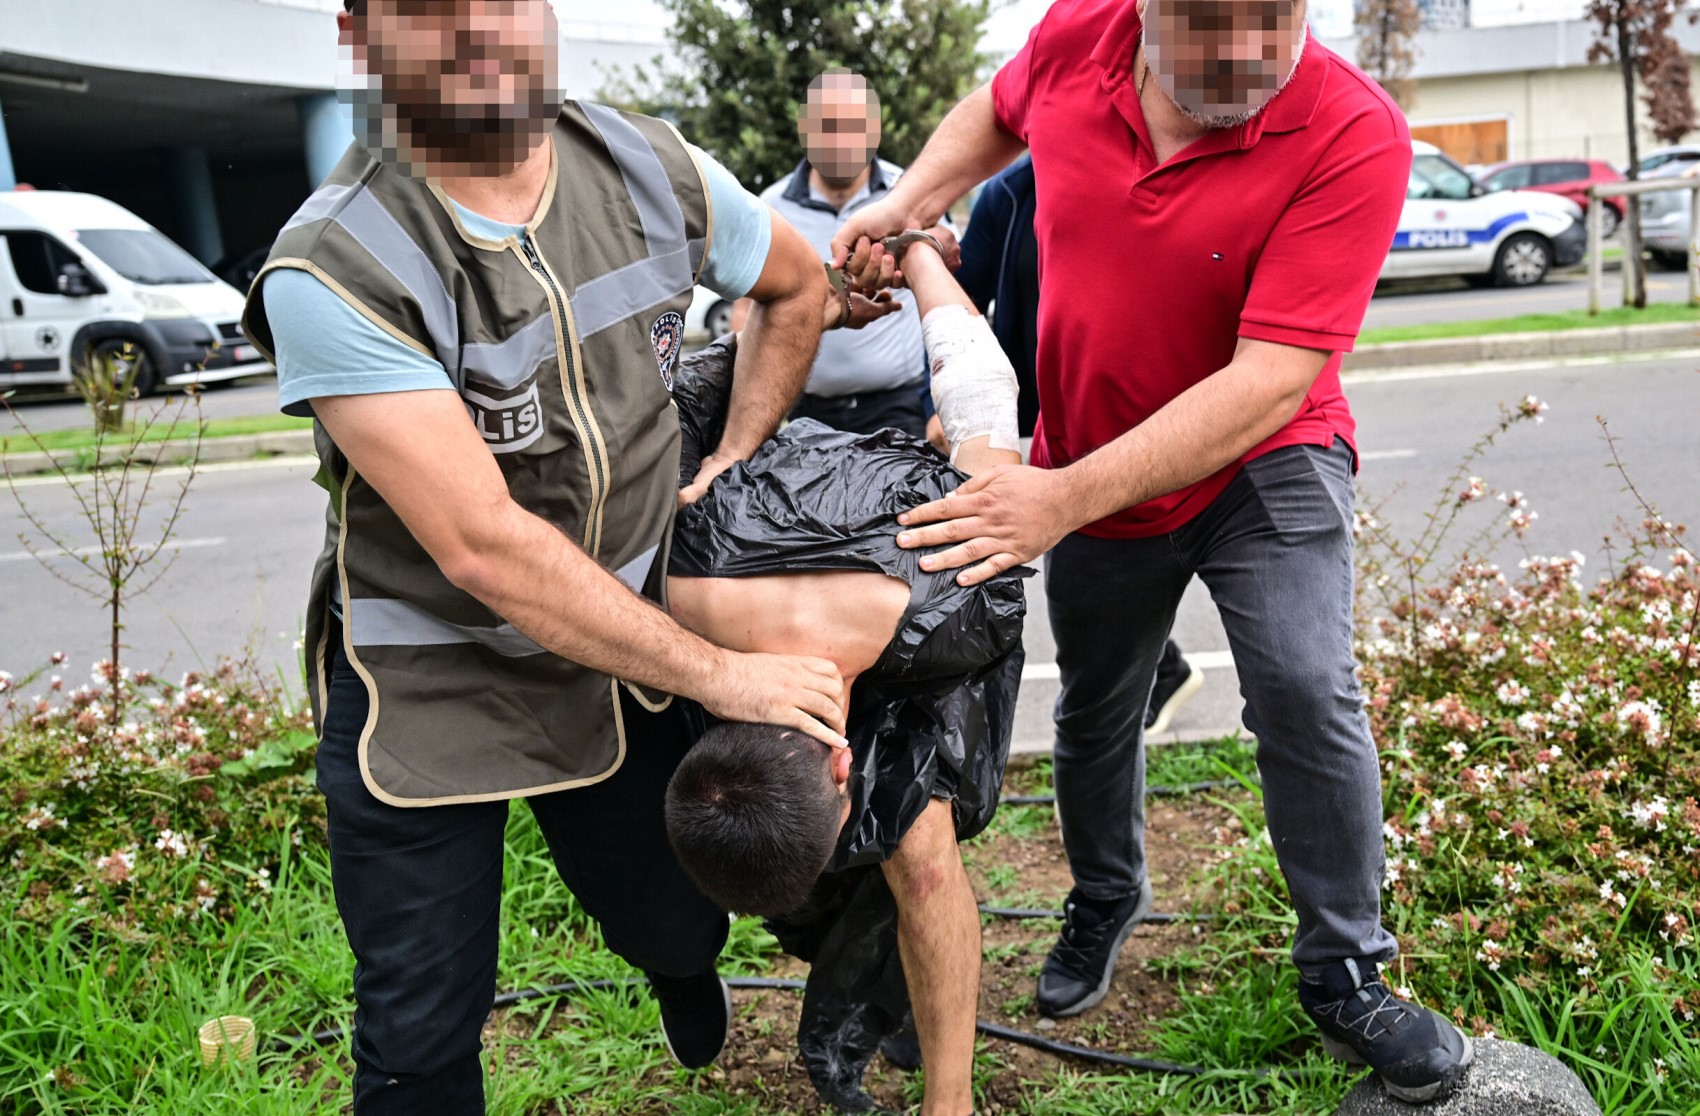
1, 455, 318, 489
1021, 649, 1236, 683
0, 536, 226, 563
1359, 448, 1418, 461
1345, 347, 1700, 385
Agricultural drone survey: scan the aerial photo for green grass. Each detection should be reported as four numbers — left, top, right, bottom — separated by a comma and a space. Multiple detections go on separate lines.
0, 808, 788, 1115
0, 414, 311, 456
1357, 301, 1700, 345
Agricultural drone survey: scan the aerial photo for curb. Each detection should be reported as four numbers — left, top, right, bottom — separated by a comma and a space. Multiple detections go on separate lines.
1345, 320, 1700, 371
0, 430, 315, 478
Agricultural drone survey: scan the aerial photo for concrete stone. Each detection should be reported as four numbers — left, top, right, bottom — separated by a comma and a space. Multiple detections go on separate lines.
1334, 1038, 1601, 1116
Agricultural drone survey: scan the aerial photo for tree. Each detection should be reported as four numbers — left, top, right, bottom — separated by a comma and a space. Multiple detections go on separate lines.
599, 0, 990, 194
1644, 38, 1699, 144
1586, 0, 1697, 308
1355, 0, 1422, 110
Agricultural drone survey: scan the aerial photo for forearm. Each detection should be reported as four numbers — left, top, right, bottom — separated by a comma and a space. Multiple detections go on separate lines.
717, 289, 819, 456
905, 247, 1021, 474
886, 83, 1026, 226
1055, 349, 1318, 527
883, 801, 980, 1115
451, 505, 723, 700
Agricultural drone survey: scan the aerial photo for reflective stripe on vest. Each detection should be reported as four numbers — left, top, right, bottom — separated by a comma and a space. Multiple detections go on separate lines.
572, 104, 702, 338
347, 543, 659, 650
282, 184, 463, 384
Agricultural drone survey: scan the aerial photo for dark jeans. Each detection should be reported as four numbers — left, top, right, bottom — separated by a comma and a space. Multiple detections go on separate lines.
1046, 439, 1398, 977
316, 646, 728, 1114
790, 382, 927, 439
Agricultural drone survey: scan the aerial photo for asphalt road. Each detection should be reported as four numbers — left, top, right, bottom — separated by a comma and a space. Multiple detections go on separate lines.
1364, 267, 1692, 331
2, 351, 1695, 749
2, 269, 1692, 437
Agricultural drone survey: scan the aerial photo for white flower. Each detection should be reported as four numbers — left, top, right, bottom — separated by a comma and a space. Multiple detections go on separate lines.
1615, 699, 1664, 745
154, 829, 191, 858
1444, 739, 1468, 761
1496, 680, 1529, 706
1625, 796, 1672, 833
21, 804, 57, 831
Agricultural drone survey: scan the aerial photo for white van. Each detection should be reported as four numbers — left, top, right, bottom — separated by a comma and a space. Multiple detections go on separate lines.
1382, 142, 1586, 287
0, 191, 272, 394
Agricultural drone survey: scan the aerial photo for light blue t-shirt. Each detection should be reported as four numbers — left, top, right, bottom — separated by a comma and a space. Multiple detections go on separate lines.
267, 144, 771, 417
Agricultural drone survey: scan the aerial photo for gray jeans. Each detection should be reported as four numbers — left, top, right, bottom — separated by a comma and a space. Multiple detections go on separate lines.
1046, 438, 1397, 977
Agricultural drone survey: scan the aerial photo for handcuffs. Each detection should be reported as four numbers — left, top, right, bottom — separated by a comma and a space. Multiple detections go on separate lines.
823, 230, 948, 330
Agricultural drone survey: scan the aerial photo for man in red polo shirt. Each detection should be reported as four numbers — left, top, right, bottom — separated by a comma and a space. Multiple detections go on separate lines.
834, 0, 1475, 1103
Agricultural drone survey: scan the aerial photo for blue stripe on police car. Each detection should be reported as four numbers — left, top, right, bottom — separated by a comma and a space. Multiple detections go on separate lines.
1391, 212, 1528, 252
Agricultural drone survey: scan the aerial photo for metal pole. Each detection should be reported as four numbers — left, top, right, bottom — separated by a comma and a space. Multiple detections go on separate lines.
1621, 193, 1637, 309
1588, 195, 1603, 316
1688, 184, 1700, 308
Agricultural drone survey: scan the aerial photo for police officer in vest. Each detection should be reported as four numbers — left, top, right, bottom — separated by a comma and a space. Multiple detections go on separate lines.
241, 3, 858, 1111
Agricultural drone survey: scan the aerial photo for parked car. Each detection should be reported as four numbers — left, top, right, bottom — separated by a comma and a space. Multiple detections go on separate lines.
1382, 142, 1586, 287
0, 190, 271, 395
1636, 159, 1700, 270
685, 284, 734, 343
1632, 145, 1700, 177
1477, 158, 1625, 239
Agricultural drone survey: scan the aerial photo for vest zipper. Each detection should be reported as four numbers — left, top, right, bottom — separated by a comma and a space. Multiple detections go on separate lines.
521, 237, 610, 555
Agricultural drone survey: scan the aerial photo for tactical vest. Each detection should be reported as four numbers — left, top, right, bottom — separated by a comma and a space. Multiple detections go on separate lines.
242, 102, 710, 806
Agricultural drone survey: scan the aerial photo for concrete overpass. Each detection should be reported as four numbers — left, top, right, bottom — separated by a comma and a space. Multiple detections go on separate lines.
0, 0, 666, 270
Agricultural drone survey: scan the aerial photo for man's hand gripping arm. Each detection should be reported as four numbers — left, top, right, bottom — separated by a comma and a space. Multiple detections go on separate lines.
679, 208, 832, 505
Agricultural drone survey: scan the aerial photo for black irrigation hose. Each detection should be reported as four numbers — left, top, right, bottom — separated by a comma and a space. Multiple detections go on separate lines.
977, 906, 1221, 923
271, 972, 1320, 1081
1000, 776, 1254, 806
267, 775, 1298, 1082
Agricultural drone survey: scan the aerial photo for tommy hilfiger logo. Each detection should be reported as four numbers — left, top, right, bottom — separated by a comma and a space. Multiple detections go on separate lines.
651, 311, 684, 390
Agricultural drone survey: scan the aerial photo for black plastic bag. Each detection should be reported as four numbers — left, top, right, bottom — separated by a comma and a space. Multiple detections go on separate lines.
670, 338, 1028, 1110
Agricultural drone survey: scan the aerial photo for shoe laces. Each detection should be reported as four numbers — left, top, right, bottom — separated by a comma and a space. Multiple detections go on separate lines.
1051, 900, 1115, 971
1314, 981, 1415, 1043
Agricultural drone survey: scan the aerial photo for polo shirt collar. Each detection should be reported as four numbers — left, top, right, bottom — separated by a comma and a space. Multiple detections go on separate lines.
781, 157, 890, 210
1090, 1, 1324, 149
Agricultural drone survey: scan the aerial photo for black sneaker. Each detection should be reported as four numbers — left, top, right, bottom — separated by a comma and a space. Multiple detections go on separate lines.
1300, 957, 1475, 1104
1145, 643, 1203, 735
1035, 883, 1152, 1018
878, 1013, 923, 1071
650, 969, 732, 1069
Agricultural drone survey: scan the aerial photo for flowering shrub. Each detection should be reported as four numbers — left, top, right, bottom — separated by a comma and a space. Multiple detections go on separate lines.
1348, 402, 1697, 1057
0, 657, 322, 940
1362, 536, 1697, 1013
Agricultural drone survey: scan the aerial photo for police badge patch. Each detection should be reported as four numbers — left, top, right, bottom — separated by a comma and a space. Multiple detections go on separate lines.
650, 311, 685, 390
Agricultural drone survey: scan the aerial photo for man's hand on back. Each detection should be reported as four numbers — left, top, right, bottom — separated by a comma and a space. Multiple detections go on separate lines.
896, 463, 1080, 587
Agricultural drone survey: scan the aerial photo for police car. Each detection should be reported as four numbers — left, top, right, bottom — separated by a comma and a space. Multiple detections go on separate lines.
1382, 142, 1586, 287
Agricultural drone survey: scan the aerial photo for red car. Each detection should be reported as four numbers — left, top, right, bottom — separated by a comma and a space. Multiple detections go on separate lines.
1477, 158, 1626, 238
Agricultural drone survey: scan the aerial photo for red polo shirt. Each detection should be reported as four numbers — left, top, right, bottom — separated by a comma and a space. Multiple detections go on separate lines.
991, 0, 1411, 538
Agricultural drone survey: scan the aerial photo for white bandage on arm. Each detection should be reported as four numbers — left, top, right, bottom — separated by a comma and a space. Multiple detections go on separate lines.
921, 305, 1021, 466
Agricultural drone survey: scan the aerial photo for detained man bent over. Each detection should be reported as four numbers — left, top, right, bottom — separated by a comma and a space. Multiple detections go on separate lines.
663, 231, 1022, 1116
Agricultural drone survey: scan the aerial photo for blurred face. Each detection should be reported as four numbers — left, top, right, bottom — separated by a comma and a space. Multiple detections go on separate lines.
341, 0, 561, 177
1140, 0, 1306, 129
798, 73, 881, 187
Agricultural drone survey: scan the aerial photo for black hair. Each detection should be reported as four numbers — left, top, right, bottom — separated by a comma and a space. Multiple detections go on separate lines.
665, 722, 844, 918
